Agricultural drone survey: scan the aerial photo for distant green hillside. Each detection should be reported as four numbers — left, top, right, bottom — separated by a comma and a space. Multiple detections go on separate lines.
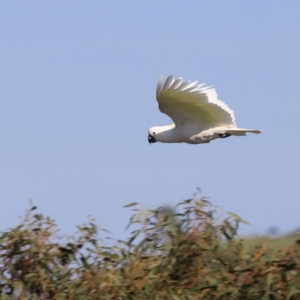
242, 233, 299, 250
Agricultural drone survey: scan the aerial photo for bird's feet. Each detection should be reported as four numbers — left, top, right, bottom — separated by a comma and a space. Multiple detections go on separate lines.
219, 134, 231, 138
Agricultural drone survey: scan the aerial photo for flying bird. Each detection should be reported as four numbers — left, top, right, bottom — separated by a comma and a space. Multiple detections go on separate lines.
148, 75, 262, 145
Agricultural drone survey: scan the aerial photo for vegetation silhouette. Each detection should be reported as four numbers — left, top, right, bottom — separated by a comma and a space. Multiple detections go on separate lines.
0, 197, 299, 299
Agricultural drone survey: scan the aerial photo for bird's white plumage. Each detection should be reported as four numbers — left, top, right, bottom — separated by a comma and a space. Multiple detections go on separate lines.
157, 75, 236, 129
149, 75, 262, 144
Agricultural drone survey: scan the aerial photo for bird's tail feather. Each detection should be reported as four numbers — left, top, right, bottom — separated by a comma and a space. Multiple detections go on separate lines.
226, 128, 262, 136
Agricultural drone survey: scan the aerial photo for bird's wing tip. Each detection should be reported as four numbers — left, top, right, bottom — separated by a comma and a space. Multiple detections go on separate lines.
156, 74, 164, 95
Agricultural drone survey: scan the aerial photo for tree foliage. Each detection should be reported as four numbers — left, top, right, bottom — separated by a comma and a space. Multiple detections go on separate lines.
0, 198, 299, 299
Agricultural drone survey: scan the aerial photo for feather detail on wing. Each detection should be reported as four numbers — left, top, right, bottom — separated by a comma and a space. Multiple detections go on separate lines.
156, 75, 236, 129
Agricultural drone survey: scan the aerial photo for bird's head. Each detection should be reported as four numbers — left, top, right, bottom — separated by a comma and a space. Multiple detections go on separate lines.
148, 125, 176, 144
148, 127, 160, 144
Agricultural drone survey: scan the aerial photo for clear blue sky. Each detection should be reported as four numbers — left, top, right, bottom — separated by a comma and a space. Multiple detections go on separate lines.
0, 1, 299, 238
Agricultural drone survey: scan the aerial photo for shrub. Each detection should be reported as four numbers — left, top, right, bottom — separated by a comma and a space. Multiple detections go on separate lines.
0, 198, 299, 299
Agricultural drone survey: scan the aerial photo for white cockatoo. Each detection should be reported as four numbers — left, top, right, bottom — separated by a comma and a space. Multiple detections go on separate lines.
148, 75, 262, 144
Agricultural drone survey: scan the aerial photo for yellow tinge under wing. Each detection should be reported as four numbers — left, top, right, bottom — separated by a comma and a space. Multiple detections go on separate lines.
156, 75, 236, 129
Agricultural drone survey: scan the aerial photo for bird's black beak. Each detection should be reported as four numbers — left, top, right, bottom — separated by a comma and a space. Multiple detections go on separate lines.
148, 134, 157, 144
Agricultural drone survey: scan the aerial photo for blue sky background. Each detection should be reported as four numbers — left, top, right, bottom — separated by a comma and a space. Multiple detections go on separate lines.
0, 1, 299, 238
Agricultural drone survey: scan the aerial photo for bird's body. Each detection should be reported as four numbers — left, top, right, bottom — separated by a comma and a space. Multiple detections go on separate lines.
148, 75, 262, 145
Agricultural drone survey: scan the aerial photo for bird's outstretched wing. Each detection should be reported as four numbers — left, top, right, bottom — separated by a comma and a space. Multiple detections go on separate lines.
156, 75, 236, 129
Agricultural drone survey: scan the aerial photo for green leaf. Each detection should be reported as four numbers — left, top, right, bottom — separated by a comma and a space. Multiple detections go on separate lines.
227, 212, 251, 225
287, 289, 300, 300
163, 283, 181, 300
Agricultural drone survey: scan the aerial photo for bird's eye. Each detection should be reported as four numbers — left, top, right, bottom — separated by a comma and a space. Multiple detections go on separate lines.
153, 132, 156, 134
